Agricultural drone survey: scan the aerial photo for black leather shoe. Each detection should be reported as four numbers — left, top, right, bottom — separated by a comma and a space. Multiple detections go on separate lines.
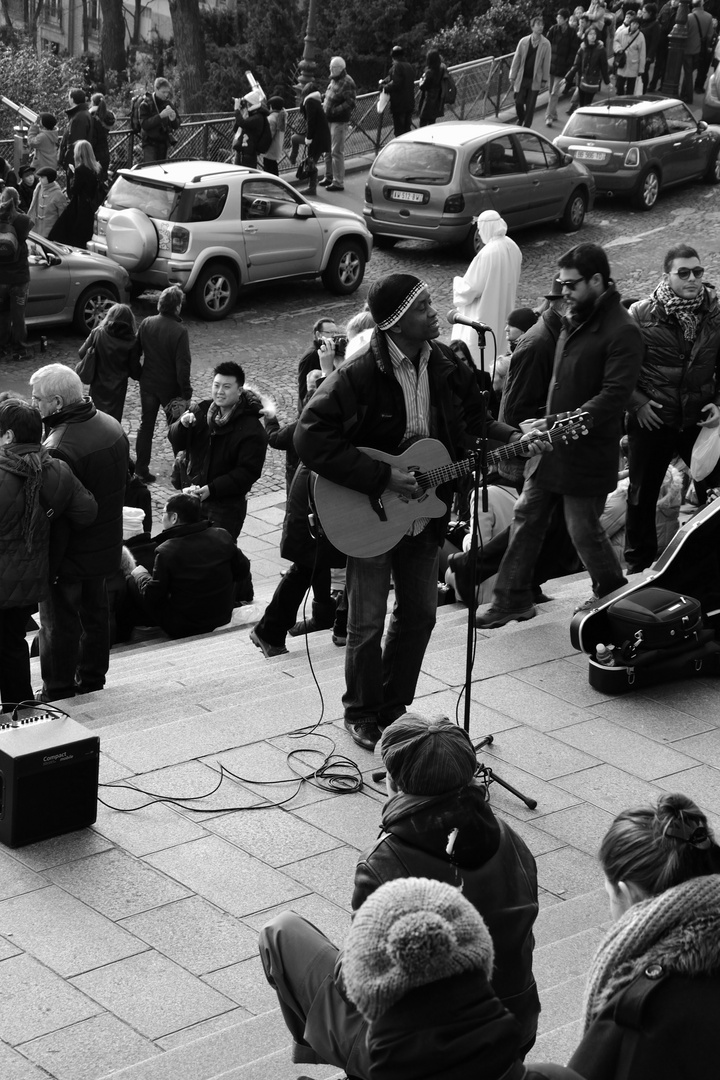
344, 718, 382, 750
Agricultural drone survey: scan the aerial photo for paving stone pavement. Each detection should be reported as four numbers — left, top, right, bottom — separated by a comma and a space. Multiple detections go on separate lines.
3, 92, 720, 1075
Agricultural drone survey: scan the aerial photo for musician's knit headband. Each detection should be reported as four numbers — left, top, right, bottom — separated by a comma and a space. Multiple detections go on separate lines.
368, 273, 427, 331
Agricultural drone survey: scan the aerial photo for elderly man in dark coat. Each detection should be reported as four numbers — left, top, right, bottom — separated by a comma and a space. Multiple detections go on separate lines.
29, 363, 128, 700
477, 242, 644, 627
0, 398, 97, 711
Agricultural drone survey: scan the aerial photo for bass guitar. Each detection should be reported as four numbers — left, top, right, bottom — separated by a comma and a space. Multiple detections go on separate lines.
312, 411, 592, 558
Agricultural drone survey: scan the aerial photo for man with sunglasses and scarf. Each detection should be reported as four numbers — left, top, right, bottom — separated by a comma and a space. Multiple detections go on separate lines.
477, 242, 644, 627
624, 245, 720, 573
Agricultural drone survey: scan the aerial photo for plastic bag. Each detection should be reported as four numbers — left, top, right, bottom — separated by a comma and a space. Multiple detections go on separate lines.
691, 423, 720, 481
377, 88, 390, 114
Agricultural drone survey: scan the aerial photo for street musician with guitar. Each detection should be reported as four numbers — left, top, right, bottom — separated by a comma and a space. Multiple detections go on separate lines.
295, 272, 546, 751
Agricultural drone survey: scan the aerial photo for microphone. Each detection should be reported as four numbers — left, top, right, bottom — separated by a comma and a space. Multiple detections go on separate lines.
447, 308, 493, 333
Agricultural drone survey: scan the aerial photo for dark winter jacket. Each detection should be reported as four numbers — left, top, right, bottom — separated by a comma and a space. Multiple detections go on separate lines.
137, 312, 192, 404
168, 392, 267, 513
89, 104, 116, 174
48, 164, 99, 249
349, 782, 540, 1048
382, 59, 417, 113
133, 519, 243, 638
138, 92, 181, 151
264, 412, 299, 493
0, 445, 97, 608
0, 207, 31, 286
368, 970, 523, 1080
323, 71, 357, 123
83, 323, 142, 422
640, 16, 662, 63
418, 64, 446, 123
500, 307, 562, 429
628, 285, 720, 428
301, 92, 331, 158
59, 101, 94, 168
548, 22, 581, 76
232, 107, 270, 167
566, 40, 610, 88
568, 875, 720, 1080
295, 329, 518, 544
534, 285, 644, 496
17, 177, 38, 214
42, 398, 129, 579
280, 461, 346, 569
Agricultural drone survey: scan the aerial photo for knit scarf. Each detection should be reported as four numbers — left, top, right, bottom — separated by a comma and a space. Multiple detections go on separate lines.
0, 445, 44, 552
655, 279, 705, 341
207, 400, 241, 429
583, 874, 720, 1030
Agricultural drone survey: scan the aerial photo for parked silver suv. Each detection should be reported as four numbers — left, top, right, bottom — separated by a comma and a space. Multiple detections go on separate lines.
88, 161, 372, 320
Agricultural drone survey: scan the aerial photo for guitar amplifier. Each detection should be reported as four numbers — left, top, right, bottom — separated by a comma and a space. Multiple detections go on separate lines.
0, 709, 99, 848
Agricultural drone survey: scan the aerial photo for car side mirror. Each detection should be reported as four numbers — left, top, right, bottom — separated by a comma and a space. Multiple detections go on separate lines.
564, 153, 573, 166
46, 253, 62, 266
697, 120, 709, 132
296, 204, 313, 218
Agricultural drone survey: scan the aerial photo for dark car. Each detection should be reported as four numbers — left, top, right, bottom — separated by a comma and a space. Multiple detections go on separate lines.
554, 96, 720, 210
363, 121, 596, 256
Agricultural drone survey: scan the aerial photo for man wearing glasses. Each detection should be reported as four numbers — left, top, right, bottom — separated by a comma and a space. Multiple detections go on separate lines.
477, 242, 644, 627
624, 245, 720, 573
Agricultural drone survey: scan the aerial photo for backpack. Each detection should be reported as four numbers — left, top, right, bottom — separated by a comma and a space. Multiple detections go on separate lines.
256, 115, 273, 155
130, 93, 147, 136
0, 221, 18, 261
442, 68, 458, 106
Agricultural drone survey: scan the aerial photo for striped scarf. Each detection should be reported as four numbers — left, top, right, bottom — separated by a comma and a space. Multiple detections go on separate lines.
655, 279, 705, 342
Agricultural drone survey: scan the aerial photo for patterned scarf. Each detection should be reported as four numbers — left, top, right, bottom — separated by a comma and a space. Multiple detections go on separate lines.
207, 399, 242, 429
583, 874, 720, 1030
655, 278, 705, 341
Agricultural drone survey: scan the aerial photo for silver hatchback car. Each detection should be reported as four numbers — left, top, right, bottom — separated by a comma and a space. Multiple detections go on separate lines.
364, 121, 595, 256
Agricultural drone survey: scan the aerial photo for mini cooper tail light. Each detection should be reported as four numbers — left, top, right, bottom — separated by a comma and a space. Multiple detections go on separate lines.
171, 227, 190, 254
443, 193, 465, 214
624, 147, 640, 167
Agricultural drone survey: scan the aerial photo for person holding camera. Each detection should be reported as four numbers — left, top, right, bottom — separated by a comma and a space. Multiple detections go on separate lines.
232, 89, 270, 169
139, 78, 181, 164
296, 316, 347, 410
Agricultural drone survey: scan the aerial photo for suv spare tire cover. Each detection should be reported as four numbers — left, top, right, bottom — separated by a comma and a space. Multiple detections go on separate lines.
105, 208, 158, 272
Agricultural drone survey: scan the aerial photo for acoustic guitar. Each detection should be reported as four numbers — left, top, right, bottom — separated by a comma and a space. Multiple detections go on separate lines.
312, 412, 592, 558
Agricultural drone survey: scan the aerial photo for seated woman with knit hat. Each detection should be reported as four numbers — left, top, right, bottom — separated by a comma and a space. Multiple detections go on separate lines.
259, 714, 540, 1079
564, 792, 720, 1080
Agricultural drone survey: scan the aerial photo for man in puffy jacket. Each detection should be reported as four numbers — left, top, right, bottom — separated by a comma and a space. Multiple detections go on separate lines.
29, 363, 128, 700
320, 56, 357, 192
625, 244, 720, 572
259, 715, 540, 1079
0, 397, 96, 711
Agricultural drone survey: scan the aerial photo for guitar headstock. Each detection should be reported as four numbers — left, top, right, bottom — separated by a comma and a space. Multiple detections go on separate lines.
549, 410, 593, 444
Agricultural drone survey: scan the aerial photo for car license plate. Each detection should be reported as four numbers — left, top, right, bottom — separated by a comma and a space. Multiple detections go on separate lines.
390, 189, 424, 202
575, 149, 607, 162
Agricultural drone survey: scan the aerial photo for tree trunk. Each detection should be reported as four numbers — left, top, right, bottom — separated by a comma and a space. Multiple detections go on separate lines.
29, 0, 45, 42
131, 0, 142, 45
168, 0, 207, 112
80, 0, 89, 53
1, 0, 16, 41
99, 0, 127, 80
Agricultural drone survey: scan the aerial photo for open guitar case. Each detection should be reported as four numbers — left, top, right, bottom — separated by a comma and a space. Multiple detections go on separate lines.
570, 498, 720, 694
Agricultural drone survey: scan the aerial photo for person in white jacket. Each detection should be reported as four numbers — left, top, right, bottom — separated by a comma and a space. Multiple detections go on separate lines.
509, 17, 552, 126
613, 12, 647, 95
452, 210, 522, 370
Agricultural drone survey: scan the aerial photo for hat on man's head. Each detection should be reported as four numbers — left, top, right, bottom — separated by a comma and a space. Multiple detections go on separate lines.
380, 714, 477, 794
367, 273, 426, 331
506, 307, 538, 334
343, 877, 495, 1021
330, 56, 346, 76
18, 164, 36, 178
36, 167, 57, 182
243, 89, 265, 112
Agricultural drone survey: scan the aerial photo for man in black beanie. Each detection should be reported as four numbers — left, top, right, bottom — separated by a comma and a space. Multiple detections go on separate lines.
295, 273, 542, 750
258, 714, 540, 1079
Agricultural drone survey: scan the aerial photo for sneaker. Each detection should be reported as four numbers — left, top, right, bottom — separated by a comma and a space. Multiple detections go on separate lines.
545, 118, 554, 127
325, 182, 345, 191
475, 604, 537, 629
249, 627, 288, 657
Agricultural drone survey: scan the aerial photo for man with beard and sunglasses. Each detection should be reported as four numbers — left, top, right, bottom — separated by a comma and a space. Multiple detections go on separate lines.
476, 242, 644, 627
624, 245, 720, 573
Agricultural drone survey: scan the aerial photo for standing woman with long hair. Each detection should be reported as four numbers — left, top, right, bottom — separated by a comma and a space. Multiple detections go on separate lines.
565, 25, 610, 108
418, 49, 446, 127
563, 793, 720, 1079
49, 139, 101, 248
78, 303, 141, 422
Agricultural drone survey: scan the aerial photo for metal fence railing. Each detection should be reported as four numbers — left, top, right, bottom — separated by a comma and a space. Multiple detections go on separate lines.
1, 53, 516, 176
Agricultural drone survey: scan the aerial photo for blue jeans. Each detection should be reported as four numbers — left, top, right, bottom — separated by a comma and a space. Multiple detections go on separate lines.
39, 577, 110, 700
492, 476, 626, 611
0, 281, 29, 349
344, 529, 439, 725
324, 122, 348, 184
135, 388, 167, 473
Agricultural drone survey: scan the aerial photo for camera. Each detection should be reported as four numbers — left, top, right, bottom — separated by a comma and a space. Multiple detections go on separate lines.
314, 335, 348, 356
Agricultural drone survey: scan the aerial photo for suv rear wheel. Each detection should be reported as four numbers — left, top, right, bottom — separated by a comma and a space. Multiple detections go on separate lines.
321, 240, 366, 295
633, 167, 660, 211
191, 262, 239, 320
